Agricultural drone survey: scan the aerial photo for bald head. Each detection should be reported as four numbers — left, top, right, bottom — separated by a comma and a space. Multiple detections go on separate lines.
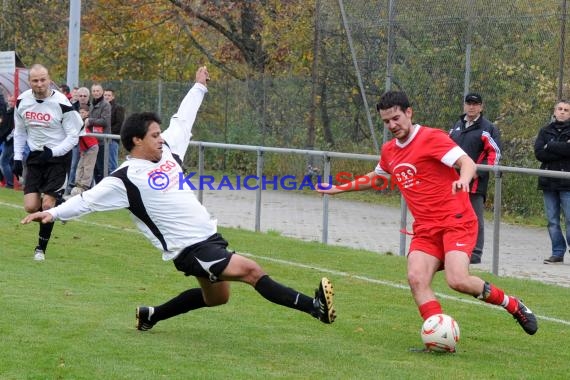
29, 64, 51, 99
29, 63, 49, 77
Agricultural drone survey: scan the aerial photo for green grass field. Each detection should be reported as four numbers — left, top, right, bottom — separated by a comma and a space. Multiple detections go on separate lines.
1, 187, 569, 379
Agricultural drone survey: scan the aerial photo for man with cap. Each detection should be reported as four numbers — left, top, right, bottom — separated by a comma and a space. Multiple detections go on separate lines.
449, 92, 501, 264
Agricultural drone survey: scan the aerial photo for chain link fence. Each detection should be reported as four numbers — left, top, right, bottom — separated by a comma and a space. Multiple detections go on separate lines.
101, 1, 568, 149
96, 1, 568, 218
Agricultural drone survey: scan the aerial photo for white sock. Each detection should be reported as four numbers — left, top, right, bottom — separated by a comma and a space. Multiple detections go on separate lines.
501, 295, 510, 308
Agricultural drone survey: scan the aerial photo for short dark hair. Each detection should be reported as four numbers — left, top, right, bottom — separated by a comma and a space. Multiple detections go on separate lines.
376, 91, 411, 113
60, 84, 71, 94
121, 112, 162, 152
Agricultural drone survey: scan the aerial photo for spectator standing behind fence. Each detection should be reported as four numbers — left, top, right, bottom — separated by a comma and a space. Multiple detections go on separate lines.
66, 87, 91, 195
316, 90, 537, 336
59, 84, 72, 101
20, 66, 336, 331
0, 95, 16, 189
70, 104, 98, 196
449, 93, 501, 264
89, 83, 111, 183
70, 87, 80, 111
13, 64, 83, 261
534, 99, 570, 264
103, 88, 125, 173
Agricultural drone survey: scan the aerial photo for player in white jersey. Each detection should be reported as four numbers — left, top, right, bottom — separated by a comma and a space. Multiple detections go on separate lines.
13, 64, 83, 261
21, 66, 335, 330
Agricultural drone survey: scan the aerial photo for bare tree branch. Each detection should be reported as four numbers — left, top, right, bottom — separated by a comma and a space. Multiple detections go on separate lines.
172, 13, 243, 80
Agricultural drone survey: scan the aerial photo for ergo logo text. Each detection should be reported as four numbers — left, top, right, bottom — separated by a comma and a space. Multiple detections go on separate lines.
147, 160, 177, 177
25, 111, 52, 122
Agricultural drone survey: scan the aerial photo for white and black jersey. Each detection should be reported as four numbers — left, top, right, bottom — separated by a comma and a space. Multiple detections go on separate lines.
47, 83, 216, 261
14, 89, 83, 160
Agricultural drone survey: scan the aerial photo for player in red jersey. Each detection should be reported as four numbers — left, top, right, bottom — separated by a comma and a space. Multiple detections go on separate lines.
316, 90, 537, 335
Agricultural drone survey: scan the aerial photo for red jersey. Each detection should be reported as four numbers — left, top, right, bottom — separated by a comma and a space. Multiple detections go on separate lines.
78, 125, 99, 152
377, 125, 476, 226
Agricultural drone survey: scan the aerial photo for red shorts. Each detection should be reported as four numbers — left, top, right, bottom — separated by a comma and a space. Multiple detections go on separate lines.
408, 219, 477, 261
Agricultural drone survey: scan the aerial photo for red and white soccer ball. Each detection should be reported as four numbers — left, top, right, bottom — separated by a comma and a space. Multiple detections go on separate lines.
420, 313, 460, 353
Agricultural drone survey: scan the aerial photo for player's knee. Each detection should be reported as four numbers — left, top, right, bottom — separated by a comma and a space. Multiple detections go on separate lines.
237, 259, 264, 285
407, 270, 428, 290
446, 275, 468, 293
24, 204, 40, 213
244, 265, 265, 286
42, 201, 55, 211
204, 293, 230, 306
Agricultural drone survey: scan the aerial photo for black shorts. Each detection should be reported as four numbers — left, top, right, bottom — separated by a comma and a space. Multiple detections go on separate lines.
24, 150, 72, 196
173, 233, 233, 282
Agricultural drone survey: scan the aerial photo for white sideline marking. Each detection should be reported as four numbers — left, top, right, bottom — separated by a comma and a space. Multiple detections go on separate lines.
2, 199, 569, 327
0, 200, 25, 210
240, 252, 570, 327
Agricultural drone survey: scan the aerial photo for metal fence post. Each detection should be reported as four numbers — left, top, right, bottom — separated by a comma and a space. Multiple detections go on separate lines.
255, 148, 264, 232
103, 137, 109, 177
399, 197, 408, 256
492, 168, 503, 276
198, 143, 205, 204
338, 0, 379, 154
322, 154, 331, 244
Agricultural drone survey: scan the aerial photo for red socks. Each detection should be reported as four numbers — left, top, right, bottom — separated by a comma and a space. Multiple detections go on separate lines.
418, 283, 519, 321
419, 300, 443, 320
481, 283, 518, 314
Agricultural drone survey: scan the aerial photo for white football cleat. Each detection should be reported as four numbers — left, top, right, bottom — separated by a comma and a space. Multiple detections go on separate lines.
33, 248, 45, 261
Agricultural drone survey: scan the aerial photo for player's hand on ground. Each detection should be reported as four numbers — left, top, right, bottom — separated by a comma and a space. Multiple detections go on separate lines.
21, 212, 55, 225
196, 66, 210, 86
452, 179, 470, 194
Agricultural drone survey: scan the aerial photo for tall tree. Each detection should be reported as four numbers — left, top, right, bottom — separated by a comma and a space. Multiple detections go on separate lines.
167, 0, 314, 79
0, 0, 70, 82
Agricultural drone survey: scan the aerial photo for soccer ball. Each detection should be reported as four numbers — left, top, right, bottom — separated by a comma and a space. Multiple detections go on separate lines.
420, 314, 460, 353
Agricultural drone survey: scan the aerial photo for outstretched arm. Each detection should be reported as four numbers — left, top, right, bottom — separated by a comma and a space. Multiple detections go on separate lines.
161, 66, 210, 159
316, 171, 381, 195
21, 177, 129, 225
21, 211, 55, 224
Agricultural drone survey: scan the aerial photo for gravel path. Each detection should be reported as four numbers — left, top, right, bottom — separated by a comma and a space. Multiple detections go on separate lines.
201, 188, 570, 287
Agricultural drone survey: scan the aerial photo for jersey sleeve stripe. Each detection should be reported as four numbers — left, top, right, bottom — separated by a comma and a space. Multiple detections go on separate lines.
441, 146, 467, 167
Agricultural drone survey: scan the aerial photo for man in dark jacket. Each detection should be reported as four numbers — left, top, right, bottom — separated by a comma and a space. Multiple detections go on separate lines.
88, 83, 111, 183
534, 100, 570, 264
450, 93, 501, 264
103, 88, 125, 174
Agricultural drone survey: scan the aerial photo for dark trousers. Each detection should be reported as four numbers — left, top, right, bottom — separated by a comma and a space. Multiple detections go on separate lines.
94, 144, 105, 183
470, 193, 485, 259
